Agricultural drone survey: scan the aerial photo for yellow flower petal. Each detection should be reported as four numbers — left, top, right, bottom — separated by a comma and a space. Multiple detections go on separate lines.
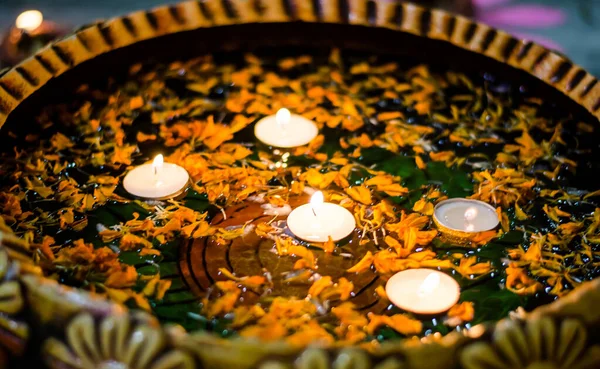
346, 185, 372, 205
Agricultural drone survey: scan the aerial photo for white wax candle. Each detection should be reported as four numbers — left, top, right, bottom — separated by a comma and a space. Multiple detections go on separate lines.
16, 10, 43, 31
254, 108, 319, 148
433, 198, 498, 233
287, 191, 356, 242
385, 269, 460, 315
123, 155, 190, 200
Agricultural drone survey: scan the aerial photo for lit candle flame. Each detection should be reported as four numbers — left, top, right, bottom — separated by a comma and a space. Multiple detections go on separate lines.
16, 10, 43, 32
310, 191, 324, 217
152, 154, 164, 176
275, 108, 291, 128
464, 206, 478, 221
417, 272, 440, 297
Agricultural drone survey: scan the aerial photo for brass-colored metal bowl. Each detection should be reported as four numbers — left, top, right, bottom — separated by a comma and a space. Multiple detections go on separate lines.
0, 1, 599, 368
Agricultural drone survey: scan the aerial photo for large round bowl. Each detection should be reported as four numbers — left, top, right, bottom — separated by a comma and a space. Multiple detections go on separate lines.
0, 1, 599, 368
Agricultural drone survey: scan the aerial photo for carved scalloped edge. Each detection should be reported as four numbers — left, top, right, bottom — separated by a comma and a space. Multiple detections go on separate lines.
0, 231, 600, 369
0, 0, 598, 127
527, 278, 600, 325
0, 233, 31, 361
0, 0, 598, 367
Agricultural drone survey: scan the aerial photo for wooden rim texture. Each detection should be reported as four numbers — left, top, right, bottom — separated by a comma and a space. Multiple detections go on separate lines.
0, 1, 599, 369
0, 0, 598, 126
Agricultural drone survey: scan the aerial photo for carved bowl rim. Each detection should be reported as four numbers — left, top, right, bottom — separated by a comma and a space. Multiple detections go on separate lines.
0, 0, 599, 367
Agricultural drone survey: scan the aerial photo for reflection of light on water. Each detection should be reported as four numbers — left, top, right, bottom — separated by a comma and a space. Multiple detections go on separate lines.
273, 152, 290, 169
464, 206, 478, 232
417, 272, 440, 297
16, 10, 43, 32
464, 206, 478, 221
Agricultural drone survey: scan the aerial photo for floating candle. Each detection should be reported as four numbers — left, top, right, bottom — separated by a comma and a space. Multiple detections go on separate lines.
15, 10, 44, 32
385, 269, 460, 315
123, 154, 190, 200
433, 198, 499, 244
287, 191, 356, 242
433, 198, 498, 232
254, 108, 319, 148
1, 10, 68, 67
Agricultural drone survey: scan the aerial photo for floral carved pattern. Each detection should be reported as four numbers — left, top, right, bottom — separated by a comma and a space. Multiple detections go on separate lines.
0, 0, 598, 368
43, 313, 195, 369
0, 248, 23, 315
0, 234, 29, 363
460, 316, 600, 369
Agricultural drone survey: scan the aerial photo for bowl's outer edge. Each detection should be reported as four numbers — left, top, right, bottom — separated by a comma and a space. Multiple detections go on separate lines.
0, 1, 599, 368
0, 0, 598, 126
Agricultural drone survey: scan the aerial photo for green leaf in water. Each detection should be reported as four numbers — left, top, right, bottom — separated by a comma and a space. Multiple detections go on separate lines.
377, 155, 427, 190
183, 191, 213, 214
119, 251, 164, 266
460, 277, 526, 326
426, 162, 472, 198
357, 146, 390, 166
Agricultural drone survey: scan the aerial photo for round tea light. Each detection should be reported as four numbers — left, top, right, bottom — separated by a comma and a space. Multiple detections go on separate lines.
254, 108, 319, 148
287, 191, 356, 242
123, 155, 189, 200
16, 10, 44, 32
433, 198, 499, 233
385, 269, 460, 315
1, 10, 68, 67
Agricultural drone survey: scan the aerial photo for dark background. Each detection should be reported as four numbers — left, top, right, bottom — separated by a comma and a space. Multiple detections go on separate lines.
0, 0, 598, 77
